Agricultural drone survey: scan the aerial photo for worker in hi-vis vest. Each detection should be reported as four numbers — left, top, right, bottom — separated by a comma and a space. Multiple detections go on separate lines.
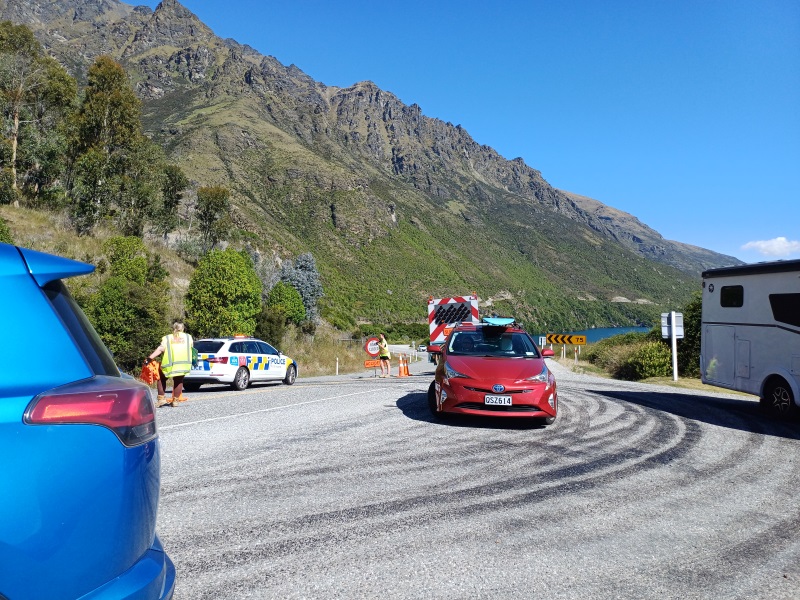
146, 321, 194, 407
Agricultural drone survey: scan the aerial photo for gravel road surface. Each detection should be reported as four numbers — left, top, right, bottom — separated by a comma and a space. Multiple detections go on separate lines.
155, 358, 800, 599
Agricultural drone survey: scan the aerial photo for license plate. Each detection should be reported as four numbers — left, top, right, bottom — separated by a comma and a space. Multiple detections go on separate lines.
485, 395, 512, 406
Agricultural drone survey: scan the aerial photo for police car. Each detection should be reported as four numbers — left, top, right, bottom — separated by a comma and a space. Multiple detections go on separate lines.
184, 336, 298, 391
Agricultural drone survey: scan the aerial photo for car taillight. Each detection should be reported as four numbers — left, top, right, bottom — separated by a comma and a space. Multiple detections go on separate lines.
24, 376, 157, 447
207, 356, 228, 364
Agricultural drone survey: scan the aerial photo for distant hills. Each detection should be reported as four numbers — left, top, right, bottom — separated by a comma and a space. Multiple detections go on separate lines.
1, 0, 743, 331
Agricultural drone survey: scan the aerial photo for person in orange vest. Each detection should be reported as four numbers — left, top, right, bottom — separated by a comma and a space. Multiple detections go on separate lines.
145, 321, 194, 407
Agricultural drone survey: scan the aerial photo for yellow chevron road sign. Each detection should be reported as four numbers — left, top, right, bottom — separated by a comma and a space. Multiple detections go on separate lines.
546, 334, 587, 345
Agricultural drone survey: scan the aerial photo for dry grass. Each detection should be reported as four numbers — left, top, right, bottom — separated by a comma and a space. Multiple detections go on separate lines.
0, 206, 101, 259
278, 322, 374, 377
1, 205, 197, 320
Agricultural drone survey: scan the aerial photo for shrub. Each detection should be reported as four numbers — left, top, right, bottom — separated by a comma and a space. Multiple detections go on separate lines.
279, 253, 323, 321
102, 236, 148, 285
185, 248, 262, 336
254, 305, 286, 347
83, 276, 167, 373
677, 292, 702, 377
267, 281, 306, 325
583, 331, 649, 368
0, 168, 20, 205
300, 319, 317, 336
614, 341, 673, 381
0, 217, 12, 244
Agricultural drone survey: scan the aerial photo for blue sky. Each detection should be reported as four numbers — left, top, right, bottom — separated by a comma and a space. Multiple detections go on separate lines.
141, 0, 800, 263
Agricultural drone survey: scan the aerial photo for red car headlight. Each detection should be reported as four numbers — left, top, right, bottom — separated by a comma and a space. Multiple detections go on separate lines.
526, 363, 550, 384
443, 361, 467, 384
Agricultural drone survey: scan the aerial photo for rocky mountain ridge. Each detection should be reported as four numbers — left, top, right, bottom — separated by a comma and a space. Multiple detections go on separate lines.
0, 0, 742, 329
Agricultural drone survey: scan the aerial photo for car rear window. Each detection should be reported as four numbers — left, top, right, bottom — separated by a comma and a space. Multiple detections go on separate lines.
43, 281, 120, 376
195, 340, 225, 353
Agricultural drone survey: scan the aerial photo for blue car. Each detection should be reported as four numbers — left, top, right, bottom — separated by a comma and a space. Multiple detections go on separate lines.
0, 243, 175, 600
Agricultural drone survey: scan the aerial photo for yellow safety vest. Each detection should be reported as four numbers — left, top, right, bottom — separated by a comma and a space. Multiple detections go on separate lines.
161, 332, 194, 378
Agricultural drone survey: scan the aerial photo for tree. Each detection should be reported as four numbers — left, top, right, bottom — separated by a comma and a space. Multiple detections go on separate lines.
279, 252, 323, 321
184, 248, 261, 337
267, 281, 306, 325
155, 164, 189, 239
113, 137, 167, 237
80, 236, 169, 372
68, 56, 168, 235
196, 185, 231, 252
0, 22, 76, 206
72, 56, 141, 156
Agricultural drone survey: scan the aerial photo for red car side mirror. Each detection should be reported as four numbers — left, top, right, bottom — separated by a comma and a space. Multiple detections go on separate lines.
541, 348, 555, 358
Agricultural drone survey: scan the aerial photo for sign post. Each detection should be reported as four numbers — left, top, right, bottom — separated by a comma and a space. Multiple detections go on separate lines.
364, 336, 381, 377
661, 312, 684, 381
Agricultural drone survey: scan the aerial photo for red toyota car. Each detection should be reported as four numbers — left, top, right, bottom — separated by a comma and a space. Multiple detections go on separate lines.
427, 318, 557, 424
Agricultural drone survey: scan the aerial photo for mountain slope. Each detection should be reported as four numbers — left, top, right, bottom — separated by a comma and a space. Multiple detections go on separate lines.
1, 0, 738, 330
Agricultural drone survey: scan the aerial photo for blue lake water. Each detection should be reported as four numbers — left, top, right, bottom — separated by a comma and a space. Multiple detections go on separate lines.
534, 326, 652, 344
568, 326, 652, 343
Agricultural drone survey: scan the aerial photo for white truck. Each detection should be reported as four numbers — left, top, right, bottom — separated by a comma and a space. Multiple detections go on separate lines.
701, 259, 800, 415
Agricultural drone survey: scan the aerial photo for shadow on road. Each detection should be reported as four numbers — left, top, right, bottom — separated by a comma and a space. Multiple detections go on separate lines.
395, 392, 550, 430
591, 389, 800, 440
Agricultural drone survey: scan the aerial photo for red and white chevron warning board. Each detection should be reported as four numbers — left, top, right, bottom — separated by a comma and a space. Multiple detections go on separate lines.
428, 294, 480, 344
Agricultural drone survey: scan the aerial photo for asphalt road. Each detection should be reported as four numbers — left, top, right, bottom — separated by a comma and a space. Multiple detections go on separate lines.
155, 358, 800, 599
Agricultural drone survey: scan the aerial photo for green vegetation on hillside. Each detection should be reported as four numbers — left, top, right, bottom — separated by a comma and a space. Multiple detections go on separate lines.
1, 17, 706, 377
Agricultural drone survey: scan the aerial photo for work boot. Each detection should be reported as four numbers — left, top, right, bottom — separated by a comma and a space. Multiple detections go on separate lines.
174, 395, 188, 403
156, 395, 169, 408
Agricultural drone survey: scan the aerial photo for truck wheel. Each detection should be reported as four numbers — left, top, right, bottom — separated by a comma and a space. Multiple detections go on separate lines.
231, 367, 250, 391
183, 382, 200, 392
761, 377, 795, 416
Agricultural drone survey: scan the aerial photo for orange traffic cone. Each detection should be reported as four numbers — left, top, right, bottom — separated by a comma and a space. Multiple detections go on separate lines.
397, 354, 409, 377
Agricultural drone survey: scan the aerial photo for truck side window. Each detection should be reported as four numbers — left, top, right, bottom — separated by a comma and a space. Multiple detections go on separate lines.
769, 293, 800, 327
720, 285, 744, 307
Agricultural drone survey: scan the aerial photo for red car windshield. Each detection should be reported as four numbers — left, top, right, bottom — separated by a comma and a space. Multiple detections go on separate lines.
447, 328, 541, 358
